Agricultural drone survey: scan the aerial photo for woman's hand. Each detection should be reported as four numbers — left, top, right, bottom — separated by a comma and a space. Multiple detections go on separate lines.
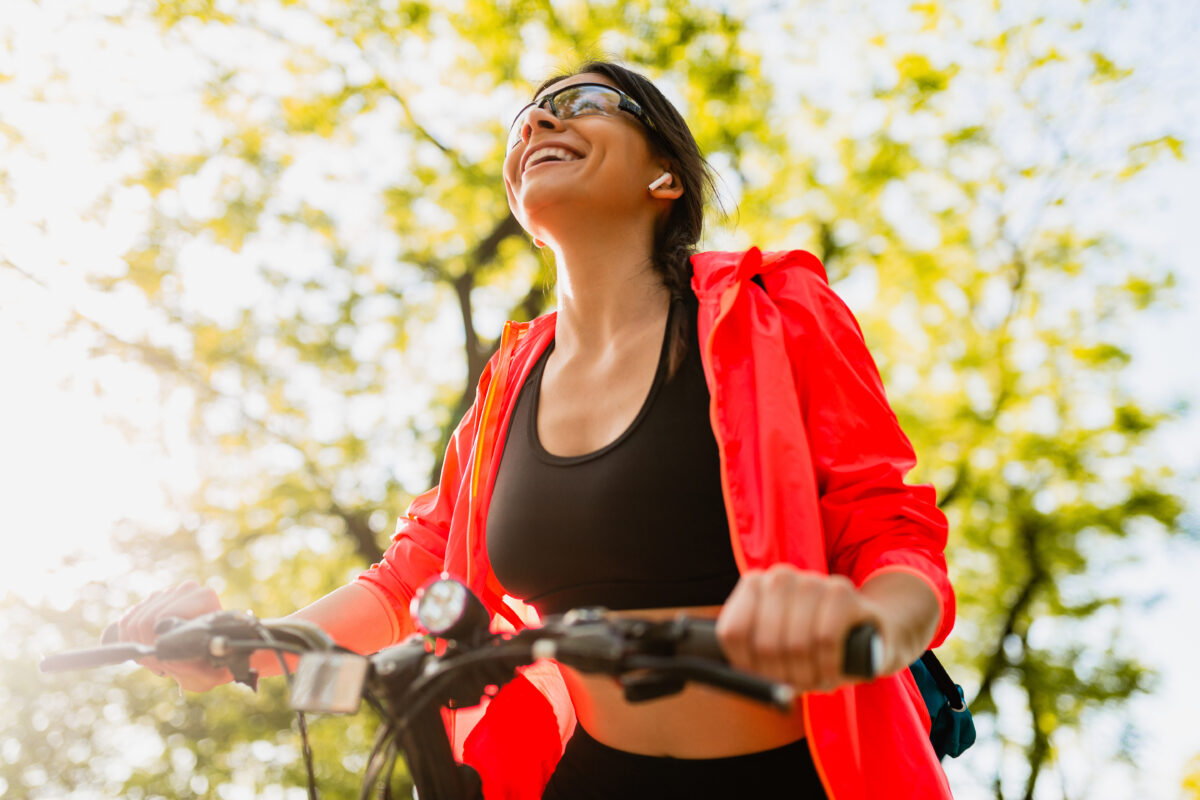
715, 564, 893, 695
115, 580, 233, 692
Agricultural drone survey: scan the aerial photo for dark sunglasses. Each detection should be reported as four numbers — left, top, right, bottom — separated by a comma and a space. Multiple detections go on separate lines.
507, 82, 658, 151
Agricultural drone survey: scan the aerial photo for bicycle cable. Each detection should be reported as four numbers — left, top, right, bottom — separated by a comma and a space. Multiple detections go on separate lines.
252, 622, 320, 800
360, 720, 397, 800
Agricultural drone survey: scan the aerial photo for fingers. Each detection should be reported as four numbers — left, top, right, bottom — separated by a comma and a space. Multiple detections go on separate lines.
165, 660, 234, 693
119, 588, 165, 644
749, 569, 794, 683
135, 653, 232, 692
157, 583, 222, 626
779, 577, 822, 690
810, 574, 862, 690
116, 580, 231, 691
117, 580, 220, 645
717, 565, 880, 695
715, 569, 760, 673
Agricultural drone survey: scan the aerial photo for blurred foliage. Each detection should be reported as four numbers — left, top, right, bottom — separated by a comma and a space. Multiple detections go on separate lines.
1186, 754, 1200, 799
0, 0, 1191, 798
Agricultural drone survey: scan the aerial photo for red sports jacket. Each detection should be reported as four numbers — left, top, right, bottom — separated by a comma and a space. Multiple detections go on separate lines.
356, 247, 956, 800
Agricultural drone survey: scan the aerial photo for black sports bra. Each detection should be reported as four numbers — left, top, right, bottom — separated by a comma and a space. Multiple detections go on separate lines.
485, 300, 740, 616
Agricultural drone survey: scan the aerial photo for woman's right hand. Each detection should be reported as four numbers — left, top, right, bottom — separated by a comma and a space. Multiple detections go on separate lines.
115, 580, 234, 692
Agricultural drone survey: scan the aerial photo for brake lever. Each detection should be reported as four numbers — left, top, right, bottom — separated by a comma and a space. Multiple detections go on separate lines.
151, 610, 264, 689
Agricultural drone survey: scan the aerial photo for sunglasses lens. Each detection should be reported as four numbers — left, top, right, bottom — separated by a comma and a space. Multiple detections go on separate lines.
554, 86, 623, 118
507, 85, 639, 150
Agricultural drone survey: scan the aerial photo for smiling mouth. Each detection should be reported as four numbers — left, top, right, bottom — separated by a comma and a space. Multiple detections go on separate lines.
523, 146, 583, 172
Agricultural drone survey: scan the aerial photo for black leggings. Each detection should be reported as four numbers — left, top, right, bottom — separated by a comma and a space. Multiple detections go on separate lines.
541, 724, 828, 799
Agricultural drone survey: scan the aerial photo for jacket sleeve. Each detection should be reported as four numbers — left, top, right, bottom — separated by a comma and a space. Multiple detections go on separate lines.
768, 265, 955, 648
353, 378, 488, 642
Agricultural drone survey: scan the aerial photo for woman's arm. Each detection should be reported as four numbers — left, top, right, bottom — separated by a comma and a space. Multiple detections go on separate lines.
767, 261, 955, 647
116, 578, 407, 690
858, 569, 941, 674
246, 581, 409, 677
716, 254, 952, 693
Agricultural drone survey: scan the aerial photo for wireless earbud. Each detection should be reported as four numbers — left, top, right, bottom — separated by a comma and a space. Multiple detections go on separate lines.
648, 173, 673, 191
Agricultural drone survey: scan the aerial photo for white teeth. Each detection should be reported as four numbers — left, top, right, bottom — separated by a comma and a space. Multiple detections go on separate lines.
527, 147, 580, 168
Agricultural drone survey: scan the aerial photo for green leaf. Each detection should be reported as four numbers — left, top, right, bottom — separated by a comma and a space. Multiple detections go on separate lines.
1090, 51, 1133, 82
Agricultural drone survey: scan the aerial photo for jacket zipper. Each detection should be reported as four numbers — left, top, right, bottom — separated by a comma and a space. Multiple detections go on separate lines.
466, 320, 527, 632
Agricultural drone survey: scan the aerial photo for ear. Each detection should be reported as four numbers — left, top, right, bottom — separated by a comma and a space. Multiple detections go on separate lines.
648, 170, 684, 200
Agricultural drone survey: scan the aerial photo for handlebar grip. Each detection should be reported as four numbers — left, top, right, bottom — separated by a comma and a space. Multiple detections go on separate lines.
673, 619, 724, 661
673, 619, 880, 679
154, 626, 219, 662
842, 623, 880, 679
40, 644, 153, 673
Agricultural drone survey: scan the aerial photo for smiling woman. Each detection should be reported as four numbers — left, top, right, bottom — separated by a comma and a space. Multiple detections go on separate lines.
113, 60, 956, 800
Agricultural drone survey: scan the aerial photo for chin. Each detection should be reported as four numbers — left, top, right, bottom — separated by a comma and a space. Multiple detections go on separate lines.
517, 188, 589, 233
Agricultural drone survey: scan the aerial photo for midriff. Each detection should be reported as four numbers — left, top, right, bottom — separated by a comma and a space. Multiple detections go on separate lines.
556, 605, 806, 758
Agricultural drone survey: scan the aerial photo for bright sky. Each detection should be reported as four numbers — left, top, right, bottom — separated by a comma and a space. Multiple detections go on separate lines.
1, 1, 1197, 798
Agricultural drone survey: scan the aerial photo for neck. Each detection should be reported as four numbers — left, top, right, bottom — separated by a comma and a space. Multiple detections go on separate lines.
549, 222, 671, 355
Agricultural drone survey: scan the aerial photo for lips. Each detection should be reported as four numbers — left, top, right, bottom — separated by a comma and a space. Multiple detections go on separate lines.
522, 144, 584, 173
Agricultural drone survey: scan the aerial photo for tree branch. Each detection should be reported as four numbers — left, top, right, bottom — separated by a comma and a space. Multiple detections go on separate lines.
453, 270, 484, 391
425, 213, 526, 486
1020, 628, 1050, 800
937, 460, 970, 509
329, 501, 384, 565
3, 254, 389, 564
969, 512, 1047, 712
469, 211, 524, 271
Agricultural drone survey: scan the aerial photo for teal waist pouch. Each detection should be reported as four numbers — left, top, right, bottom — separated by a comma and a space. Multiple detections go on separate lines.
909, 651, 976, 759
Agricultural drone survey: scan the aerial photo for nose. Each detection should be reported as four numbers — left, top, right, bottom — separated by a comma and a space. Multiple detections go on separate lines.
517, 104, 565, 146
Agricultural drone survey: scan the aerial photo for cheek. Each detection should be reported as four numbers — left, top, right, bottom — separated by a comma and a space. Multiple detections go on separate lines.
503, 180, 522, 220
501, 172, 533, 229
501, 161, 515, 190
501, 161, 522, 204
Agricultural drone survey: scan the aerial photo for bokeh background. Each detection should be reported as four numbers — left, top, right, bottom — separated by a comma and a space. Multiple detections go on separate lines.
2, 1, 1197, 798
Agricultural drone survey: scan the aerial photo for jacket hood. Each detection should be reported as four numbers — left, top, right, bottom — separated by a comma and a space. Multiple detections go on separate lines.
690, 247, 828, 299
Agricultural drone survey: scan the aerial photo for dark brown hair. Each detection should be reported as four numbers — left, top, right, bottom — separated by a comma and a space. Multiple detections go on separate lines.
535, 61, 717, 371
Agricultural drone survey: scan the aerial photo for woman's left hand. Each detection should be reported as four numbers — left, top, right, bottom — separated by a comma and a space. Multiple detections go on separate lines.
715, 563, 894, 694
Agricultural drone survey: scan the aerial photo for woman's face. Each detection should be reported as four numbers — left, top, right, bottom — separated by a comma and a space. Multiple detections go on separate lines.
502, 72, 666, 245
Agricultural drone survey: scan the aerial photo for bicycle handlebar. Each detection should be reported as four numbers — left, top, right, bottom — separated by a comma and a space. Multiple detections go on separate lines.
41, 603, 880, 699
41, 610, 338, 691
40, 580, 883, 800
40, 642, 156, 672
641, 614, 880, 679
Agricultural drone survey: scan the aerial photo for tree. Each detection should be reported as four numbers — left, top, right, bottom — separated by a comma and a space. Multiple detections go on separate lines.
1185, 754, 1200, 799
0, 1, 1189, 798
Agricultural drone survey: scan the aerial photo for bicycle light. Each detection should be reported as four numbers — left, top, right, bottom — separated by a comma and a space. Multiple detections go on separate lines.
411, 576, 491, 642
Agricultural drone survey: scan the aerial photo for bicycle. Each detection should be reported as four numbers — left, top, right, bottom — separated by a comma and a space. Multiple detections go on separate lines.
40, 576, 880, 799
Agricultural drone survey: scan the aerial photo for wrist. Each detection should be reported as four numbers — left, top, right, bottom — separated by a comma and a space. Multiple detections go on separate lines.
250, 647, 301, 677
859, 571, 940, 672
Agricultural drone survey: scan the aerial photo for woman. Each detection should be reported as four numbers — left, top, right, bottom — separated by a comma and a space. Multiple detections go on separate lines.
118, 62, 955, 800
